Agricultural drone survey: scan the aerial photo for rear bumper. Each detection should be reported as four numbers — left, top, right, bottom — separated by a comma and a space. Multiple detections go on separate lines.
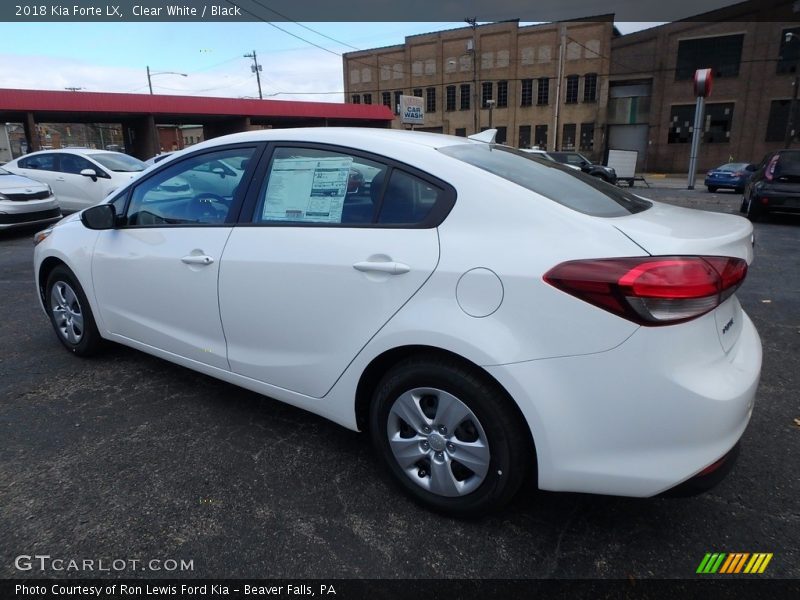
705, 177, 746, 189
756, 189, 800, 212
485, 309, 761, 498
659, 442, 740, 497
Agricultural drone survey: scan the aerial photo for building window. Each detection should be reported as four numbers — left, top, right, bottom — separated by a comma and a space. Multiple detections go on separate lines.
703, 103, 735, 143
455, 128, 467, 137
579, 123, 594, 151
766, 99, 794, 142
519, 125, 531, 148
561, 123, 576, 150
534, 124, 548, 149
394, 91, 402, 115
583, 74, 597, 102
446, 85, 456, 111
352, 94, 360, 104
413, 88, 423, 97
496, 126, 507, 145
565, 76, 579, 104
497, 81, 508, 108
482, 82, 493, 107
426, 87, 436, 112
537, 78, 549, 105
382, 91, 391, 107
363, 93, 372, 105
460, 84, 471, 110
668, 103, 735, 143
675, 34, 744, 80
521, 79, 533, 107
668, 105, 695, 143
777, 27, 800, 74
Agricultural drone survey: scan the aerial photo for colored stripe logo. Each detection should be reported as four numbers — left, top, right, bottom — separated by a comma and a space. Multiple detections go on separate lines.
696, 553, 773, 574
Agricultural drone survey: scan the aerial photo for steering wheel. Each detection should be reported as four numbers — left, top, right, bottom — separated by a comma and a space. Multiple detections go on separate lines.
186, 193, 228, 223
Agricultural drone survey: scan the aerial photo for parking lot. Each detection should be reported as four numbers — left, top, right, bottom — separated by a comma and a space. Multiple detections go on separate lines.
1, 185, 798, 580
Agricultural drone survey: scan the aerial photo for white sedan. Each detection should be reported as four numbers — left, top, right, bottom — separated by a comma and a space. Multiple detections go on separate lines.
32, 128, 761, 516
5, 149, 146, 212
0, 167, 61, 229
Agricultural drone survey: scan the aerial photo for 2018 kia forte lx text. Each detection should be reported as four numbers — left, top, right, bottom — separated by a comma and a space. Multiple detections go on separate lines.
33, 128, 761, 516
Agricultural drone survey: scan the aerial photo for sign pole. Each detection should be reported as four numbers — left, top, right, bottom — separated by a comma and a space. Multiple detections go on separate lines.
688, 68, 712, 190
687, 95, 704, 190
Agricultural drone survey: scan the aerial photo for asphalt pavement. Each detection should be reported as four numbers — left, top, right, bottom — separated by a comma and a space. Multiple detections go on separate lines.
1, 185, 798, 580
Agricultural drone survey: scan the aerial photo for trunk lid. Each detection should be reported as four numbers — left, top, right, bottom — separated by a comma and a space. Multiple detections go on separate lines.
613, 200, 753, 263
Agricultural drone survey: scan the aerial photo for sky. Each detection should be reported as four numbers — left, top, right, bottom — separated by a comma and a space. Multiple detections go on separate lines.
0, 22, 664, 103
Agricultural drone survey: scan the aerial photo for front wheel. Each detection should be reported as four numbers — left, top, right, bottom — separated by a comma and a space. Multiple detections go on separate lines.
45, 265, 103, 356
369, 355, 532, 517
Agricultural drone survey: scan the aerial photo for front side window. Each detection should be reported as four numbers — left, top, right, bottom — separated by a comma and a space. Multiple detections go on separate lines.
59, 153, 101, 176
126, 147, 255, 226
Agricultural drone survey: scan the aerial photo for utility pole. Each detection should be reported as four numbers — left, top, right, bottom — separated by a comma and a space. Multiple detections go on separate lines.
244, 50, 263, 100
465, 18, 478, 134
147, 66, 153, 95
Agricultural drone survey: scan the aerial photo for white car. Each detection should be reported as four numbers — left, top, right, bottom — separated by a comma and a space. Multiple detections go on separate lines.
5, 149, 146, 212
32, 128, 761, 516
0, 167, 61, 230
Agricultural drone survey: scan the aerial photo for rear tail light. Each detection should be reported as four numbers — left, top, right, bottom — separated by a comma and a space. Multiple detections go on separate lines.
764, 155, 780, 182
543, 256, 748, 326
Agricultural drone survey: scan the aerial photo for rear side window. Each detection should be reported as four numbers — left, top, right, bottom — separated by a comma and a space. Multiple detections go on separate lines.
18, 154, 57, 171
439, 144, 650, 217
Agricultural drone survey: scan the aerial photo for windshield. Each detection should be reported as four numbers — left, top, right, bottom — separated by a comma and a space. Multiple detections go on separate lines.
0, 167, 9, 175
439, 144, 651, 217
91, 152, 146, 172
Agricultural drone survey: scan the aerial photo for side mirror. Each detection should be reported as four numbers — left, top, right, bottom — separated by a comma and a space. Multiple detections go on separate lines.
81, 204, 116, 230
80, 168, 98, 182
745, 164, 756, 172
212, 167, 226, 178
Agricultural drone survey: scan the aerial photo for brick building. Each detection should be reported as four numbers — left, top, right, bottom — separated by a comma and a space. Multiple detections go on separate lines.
343, 0, 799, 173
343, 19, 613, 160
610, 0, 798, 172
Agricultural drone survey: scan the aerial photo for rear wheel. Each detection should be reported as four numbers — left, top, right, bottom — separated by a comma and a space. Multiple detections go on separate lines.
45, 266, 102, 356
745, 195, 763, 222
369, 355, 531, 517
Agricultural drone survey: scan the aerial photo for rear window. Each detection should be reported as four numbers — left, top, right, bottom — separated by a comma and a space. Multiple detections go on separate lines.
439, 144, 650, 217
716, 163, 748, 172
777, 151, 800, 177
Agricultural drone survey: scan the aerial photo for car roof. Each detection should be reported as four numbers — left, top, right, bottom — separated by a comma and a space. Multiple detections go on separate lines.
19, 148, 121, 157
187, 127, 481, 152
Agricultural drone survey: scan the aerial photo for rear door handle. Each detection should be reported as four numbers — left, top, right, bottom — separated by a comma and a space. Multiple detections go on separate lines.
353, 261, 410, 275
181, 255, 215, 265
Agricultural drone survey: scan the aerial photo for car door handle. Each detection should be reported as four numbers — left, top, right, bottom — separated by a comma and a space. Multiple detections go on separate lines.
181, 255, 215, 265
353, 261, 410, 275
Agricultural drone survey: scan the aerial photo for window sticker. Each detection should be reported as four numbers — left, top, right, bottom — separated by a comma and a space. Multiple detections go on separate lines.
262, 156, 353, 223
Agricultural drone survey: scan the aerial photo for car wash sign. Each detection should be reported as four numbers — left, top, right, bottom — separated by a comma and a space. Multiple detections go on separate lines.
400, 95, 424, 125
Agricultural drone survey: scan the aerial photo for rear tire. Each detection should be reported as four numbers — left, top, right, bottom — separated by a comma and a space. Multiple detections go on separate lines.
369, 355, 532, 517
45, 265, 102, 356
745, 195, 763, 222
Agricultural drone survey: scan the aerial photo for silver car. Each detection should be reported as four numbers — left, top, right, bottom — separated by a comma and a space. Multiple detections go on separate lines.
0, 167, 61, 230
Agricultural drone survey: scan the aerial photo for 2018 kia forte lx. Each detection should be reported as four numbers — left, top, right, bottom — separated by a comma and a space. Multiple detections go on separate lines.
33, 128, 761, 516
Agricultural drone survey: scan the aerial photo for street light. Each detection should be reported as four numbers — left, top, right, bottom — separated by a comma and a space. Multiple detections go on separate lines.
784, 32, 799, 148
146, 66, 188, 95
485, 98, 496, 129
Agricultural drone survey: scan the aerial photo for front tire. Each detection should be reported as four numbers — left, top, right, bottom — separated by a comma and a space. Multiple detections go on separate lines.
45, 265, 102, 356
369, 355, 531, 517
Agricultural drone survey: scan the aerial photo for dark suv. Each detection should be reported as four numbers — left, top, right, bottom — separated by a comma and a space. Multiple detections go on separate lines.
548, 152, 618, 184
742, 150, 800, 221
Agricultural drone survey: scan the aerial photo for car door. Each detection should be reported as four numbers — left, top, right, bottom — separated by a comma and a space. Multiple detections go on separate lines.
10, 152, 60, 193
54, 153, 114, 211
218, 145, 450, 398
92, 145, 261, 369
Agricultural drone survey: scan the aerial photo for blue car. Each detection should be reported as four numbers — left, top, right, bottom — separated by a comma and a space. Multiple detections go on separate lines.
705, 162, 752, 193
